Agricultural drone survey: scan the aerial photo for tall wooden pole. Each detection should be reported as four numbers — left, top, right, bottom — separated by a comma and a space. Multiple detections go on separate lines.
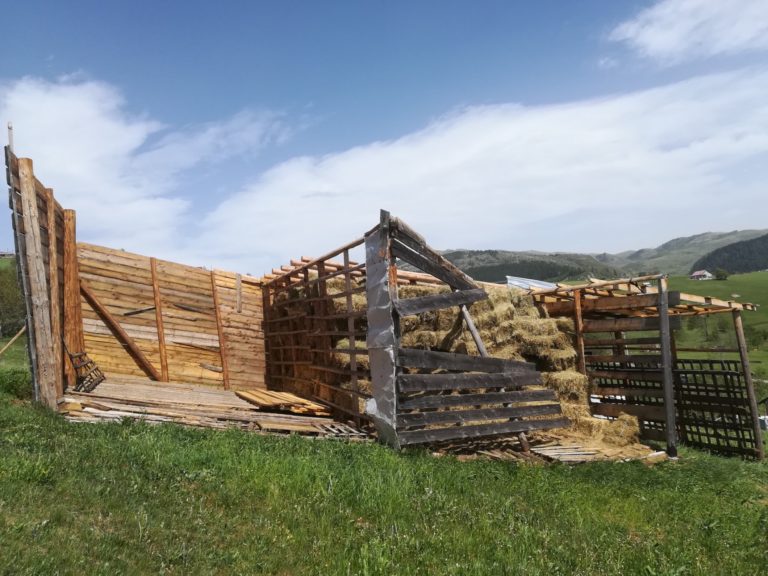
18, 159, 57, 408
658, 277, 678, 457
150, 258, 169, 382
733, 309, 764, 460
574, 290, 586, 375
63, 209, 84, 390
210, 271, 230, 389
45, 189, 63, 397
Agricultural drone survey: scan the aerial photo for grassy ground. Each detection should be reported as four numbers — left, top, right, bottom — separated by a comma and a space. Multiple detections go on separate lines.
0, 372, 766, 575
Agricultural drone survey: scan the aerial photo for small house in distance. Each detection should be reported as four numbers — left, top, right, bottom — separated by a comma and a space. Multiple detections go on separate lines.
690, 269, 714, 281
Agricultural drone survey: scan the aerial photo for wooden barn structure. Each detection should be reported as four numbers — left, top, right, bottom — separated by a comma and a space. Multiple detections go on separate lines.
6, 146, 764, 458
531, 278, 764, 459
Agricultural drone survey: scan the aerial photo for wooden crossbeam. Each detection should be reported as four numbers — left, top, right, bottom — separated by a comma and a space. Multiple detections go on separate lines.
583, 316, 682, 333
80, 280, 161, 381
393, 288, 487, 316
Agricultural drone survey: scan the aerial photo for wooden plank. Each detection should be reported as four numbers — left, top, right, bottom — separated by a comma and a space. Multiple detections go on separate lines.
398, 388, 557, 410
587, 369, 664, 382
397, 348, 535, 373
45, 188, 63, 397
80, 280, 161, 380
461, 300, 489, 357
398, 371, 539, 392
19, 158, 58, 408
585, 337, 661, 347
150, 258, 169, 382
582, 316, 681, 333
391, 239, 476, 290
398, 416, 569, 446
545, 292, 681, 316
210, 271, 230, 389
585, 354, 662, 363
574, 290, 586, 375
733, 309, 764, 460
658, 277, 678, 457
397, 403, 562, 427
393, 288, 487, 316
389, 216, 477, 290
591, 386, 665, 398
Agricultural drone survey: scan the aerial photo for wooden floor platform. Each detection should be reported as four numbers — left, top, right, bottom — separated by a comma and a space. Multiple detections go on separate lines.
58, 375, 368, 439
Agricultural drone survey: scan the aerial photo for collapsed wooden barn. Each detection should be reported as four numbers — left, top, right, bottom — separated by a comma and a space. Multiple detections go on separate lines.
6, 146, 765, 459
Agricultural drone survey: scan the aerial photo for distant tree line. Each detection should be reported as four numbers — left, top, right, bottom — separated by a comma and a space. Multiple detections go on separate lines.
691, 232, 768, 275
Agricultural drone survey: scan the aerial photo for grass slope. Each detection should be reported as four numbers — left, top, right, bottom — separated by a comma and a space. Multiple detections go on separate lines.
0, 374, 767, 575
691, 233, 768, 275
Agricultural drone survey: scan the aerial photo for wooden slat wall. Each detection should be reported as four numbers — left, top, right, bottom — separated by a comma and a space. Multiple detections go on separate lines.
77, 243, 266, 390
7, 148, 67, 406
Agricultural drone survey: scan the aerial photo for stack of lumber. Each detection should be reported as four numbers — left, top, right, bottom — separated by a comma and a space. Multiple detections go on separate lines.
235, 389, 330, 416
58, 377, 365, 439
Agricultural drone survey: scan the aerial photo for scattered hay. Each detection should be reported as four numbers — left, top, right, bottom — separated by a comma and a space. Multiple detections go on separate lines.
541, 370, 589, 403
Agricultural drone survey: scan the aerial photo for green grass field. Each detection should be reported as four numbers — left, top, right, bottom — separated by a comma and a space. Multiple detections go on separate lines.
0, 376, 766, 575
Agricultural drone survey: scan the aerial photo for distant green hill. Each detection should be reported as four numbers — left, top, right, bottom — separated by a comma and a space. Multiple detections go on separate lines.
440, 229, 768, 283
690, 233, 768, 275
597, 230, 768, 276
442, 250, 621, 283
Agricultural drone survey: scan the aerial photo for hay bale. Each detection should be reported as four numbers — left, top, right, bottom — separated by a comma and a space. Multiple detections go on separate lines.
601, 413, 641, 447
541, 370, 589, 402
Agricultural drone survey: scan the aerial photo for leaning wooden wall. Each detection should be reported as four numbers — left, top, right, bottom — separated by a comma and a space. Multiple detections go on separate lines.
78, 243, 265, 390
6, 148, 67, 406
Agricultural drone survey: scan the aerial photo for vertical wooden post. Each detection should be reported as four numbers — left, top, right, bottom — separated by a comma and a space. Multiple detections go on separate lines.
343, 249, 359, 418
235, 273, 242, 314
364, 210, 400, 447
63, 209, 84, 390
45, 189, 63, 397
18, 159, 57, 408
150, 258, 169, 382
210, 271, 230, 389
573, 290, 586, 375
658, 277, 678, 458
733, 309, 765, 460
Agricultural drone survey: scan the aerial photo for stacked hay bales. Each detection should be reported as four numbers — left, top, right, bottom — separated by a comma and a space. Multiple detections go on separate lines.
271, 275, 641, 448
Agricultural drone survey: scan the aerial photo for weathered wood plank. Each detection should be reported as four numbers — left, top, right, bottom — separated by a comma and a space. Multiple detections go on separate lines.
210, 272, 230, 389
397, 348, 535, 373
150, 257, 169, 382
80, 280, 161, 381
391, 239, 476, 290
582, 316, 681, 333
398, 371, 539, 393
45, 188, 63, 397
397, 416, 569, 446
397, 403, 562, 427
19, 158, 58, 408
398, 388, 557, 410
590, 402, 666, 421
393, 288, 487, 316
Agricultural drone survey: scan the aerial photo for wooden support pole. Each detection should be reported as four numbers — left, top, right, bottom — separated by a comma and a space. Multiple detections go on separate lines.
343, 249, 359, 416
574, 290, 586, 375
18, 159, 58, 408
80, 280, 161, 381
150, 257, 169, 382
62, 209, 84, 390
733, 309, 765, 460
658, 277, 678, 458
45, 188, 63, 397
460, 303, 488, 357
210, 271, 230, 389
235, 273, 242, 313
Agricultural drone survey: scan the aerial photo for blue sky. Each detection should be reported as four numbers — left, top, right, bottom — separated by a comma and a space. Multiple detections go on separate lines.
2, 0, 768, 274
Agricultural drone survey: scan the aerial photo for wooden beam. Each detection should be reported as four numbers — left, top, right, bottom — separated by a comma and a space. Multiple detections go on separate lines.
80, 280, 161, 381
393, 288, 487, 317
574, 290, 586, 375
390, 238, 476, 290
460, 300, 489, 357
544, 292, 682, 316
397, 404, 562, 428
397, 348, 536, 374
399, 388, 556, 410
62, 209, 83, 390
235, 273, 242, 313
658, 277, 678, 458
18, 158, 58, 408
397, 416, 569, 446
210, 271, 230, 389
398, 371, 539, 393
733, 309, 765, 460
150, 258, 169, 382
582, 316, 682, 333
0, 325, 26, 358
45, 188, 63, 397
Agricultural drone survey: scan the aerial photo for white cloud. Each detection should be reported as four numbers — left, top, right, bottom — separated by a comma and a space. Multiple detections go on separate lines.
610, 0, 768, 64
4, 70, 768, 277
1, 76, 286, 254
194, 67, 768, 273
